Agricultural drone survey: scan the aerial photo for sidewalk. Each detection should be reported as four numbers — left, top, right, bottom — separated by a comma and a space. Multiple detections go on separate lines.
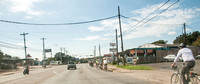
107, 64, 173, 84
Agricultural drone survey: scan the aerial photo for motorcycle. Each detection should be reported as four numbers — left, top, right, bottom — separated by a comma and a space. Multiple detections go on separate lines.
23, 66, 29, 75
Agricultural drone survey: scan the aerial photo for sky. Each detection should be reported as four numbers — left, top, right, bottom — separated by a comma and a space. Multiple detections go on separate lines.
0, 0, 200, 60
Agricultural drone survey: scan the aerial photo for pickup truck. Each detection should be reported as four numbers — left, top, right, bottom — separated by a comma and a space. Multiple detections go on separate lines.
67, 61, 76, 70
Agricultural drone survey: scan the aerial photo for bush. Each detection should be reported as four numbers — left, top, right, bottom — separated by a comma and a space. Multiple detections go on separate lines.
112, 61, 117, 65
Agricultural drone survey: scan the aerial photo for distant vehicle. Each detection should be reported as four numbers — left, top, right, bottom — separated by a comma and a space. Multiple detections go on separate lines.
67, 61, 76, 70
50, 61, 62, 65
163, 54, 183, 62
195, 55, 200, 59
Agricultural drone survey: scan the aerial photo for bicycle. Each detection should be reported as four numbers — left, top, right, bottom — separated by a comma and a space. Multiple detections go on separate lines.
171, 66, 200, 84
189, 72, 200, 84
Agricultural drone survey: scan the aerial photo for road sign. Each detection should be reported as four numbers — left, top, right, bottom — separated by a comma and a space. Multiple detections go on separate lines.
110, 43, 116, 47
45, 49, 51, 52
110, 48, 117, 52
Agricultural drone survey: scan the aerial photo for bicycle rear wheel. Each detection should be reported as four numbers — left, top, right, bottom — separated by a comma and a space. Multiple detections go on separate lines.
171, 73, 182, 84
191, 76, 200, 84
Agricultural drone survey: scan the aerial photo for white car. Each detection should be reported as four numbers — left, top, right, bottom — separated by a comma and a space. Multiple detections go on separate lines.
163, 54, 183, 62
195, 55, 200, 59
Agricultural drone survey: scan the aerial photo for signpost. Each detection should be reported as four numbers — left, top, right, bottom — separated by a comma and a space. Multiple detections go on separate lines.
110, 43, 116, 62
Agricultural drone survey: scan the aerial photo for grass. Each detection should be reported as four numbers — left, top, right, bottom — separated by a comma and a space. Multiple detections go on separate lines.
117, 65, 154, 70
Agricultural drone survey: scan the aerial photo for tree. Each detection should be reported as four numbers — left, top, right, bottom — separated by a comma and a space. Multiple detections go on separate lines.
173, 34, 184, 44
0, 50, 3, 69
54, 52, 76, 64
152, 40, 168, 44
173, 31, 200, 45
192, 35, 200, 46
54, 52, 65, 61
0, 50, 3, 60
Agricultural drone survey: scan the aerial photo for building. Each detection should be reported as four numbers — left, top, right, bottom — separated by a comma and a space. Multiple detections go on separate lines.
104, 43, 200, 64
1, 56, 18, 69
122, 43, 200, 64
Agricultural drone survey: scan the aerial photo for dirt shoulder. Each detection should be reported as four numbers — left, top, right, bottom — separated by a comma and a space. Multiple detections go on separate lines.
107, 64, 173, 84
0, 65, 53, 76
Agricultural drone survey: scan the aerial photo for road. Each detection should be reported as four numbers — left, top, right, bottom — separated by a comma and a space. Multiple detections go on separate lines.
1, 60, 199, 84
0, 64, 156, 84
0, 65, 66, 84
42, 64, 155, 84
139, 60, 200, 73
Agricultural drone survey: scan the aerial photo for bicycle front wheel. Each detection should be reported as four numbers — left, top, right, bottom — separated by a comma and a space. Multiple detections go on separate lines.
191, 76, 200, 84
171, 73, 182, 84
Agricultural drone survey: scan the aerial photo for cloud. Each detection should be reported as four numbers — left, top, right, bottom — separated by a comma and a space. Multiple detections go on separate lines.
123, 3, 200, 39
103, 33, 114, 37
75, 36, 99, 41
168, 31, 176, 35
88, 26, 104, 32
81, 2, 200, 41
75, 35, 110, 41
101, 19, 118, 27
7, 0, 45, 17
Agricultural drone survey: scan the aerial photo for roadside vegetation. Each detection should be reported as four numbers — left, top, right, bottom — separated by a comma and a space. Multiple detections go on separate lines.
117, 65, 154, 70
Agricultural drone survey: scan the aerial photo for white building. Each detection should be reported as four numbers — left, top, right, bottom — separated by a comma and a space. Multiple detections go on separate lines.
138, 43, 178, 48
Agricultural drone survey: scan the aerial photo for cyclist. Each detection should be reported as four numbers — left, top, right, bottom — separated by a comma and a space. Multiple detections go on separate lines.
171, 43, 195, 84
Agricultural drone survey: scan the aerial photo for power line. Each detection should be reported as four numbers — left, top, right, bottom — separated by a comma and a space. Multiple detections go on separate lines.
125, 0, 170, 29
0, 15, 118, 25
121, 15, 182, 26
0, 40, 41, 52
120, 15, 139, 21
121, 0, 170, 34
123, 0, 180, 36
0, 33, 22, 41
186, 25, 195, 32
0, 44, 23, 50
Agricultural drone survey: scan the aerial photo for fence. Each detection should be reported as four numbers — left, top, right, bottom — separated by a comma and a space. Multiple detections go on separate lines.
156, 46, 200, 62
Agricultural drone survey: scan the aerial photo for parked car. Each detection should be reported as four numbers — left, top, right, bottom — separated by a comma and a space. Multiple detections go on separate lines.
67, 61, 76, 70
195, 55, 200, 59
163, 54, 183, 62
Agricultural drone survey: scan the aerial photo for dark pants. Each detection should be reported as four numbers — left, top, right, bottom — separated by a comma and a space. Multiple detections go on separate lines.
181, 61, 195, 84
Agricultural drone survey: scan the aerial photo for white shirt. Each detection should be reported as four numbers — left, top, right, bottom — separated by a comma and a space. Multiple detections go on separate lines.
174, 48, 195, 63
103, 60, 107, 64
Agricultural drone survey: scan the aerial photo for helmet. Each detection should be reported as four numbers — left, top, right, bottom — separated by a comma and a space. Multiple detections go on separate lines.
179, 43, 186, 47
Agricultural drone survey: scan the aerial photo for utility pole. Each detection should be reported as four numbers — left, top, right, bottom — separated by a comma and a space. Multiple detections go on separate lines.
183, 23, 187, 45
64, 48, 66, 55
99, 44, 101, 57
20, 33, 28, 66
118, 6, 125, 66
94, 46, 96, 61
60, 48, 63, 53
115, 29, 119, 65
41, 38, 46, 68
60, 47, 63, 64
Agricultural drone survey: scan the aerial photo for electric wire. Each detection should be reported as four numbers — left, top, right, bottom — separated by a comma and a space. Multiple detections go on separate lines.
120, 15, 139, 21
121, 15, 182, 26
122, 0, 170, 34
123, 0, 180, 36
0, 15, 118, 25
0, 33, 22, 41
186, 25, 195, 32
0, 40, 42, 52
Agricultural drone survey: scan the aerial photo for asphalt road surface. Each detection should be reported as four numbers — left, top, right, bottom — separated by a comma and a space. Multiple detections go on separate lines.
41, 64, 154, 84
0, 64, 155, 84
